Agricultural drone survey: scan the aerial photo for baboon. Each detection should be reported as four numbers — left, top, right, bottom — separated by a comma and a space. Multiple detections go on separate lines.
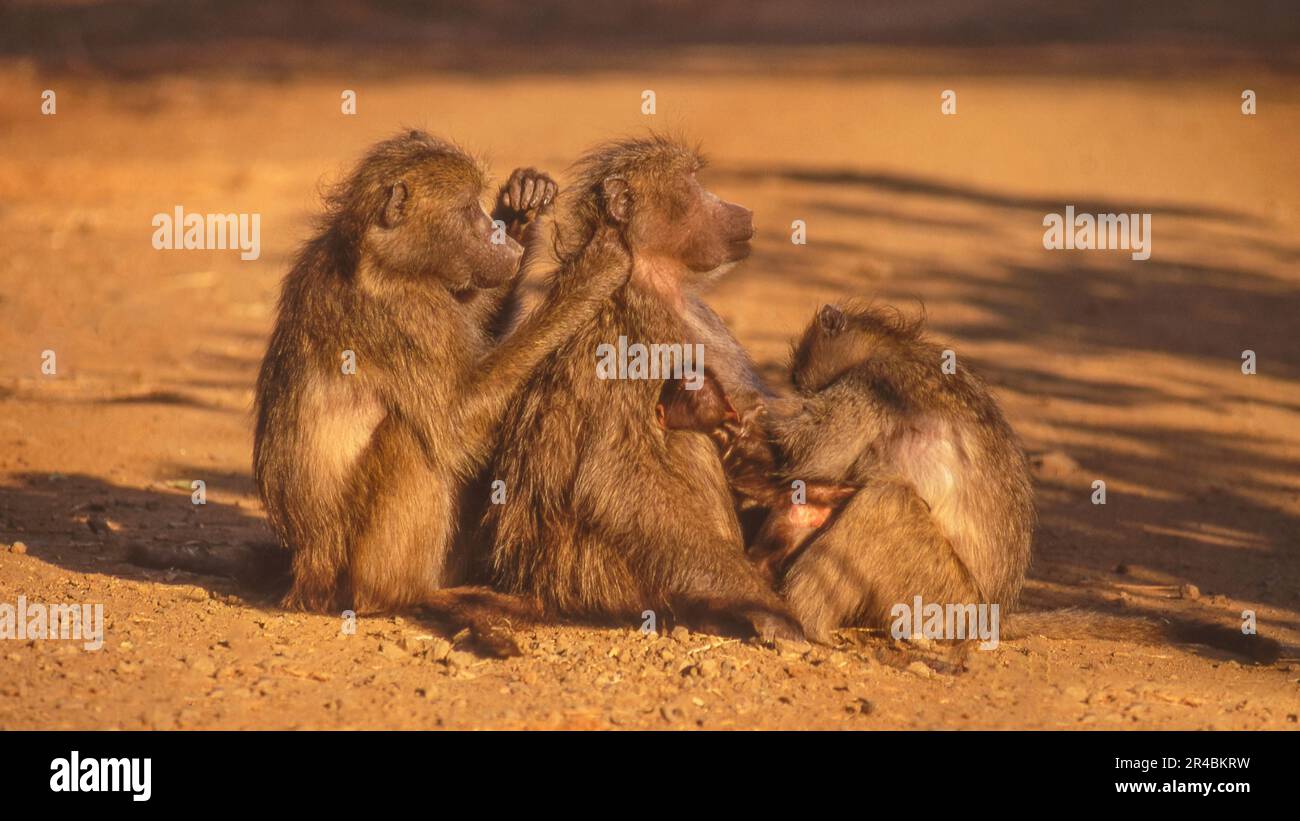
757, 302, 1280, 662
484, 135, 804, 642
748, 301, 1032, 644
656, 372, 857, 582
248, 131, 628, 627
655, 369, 736, 433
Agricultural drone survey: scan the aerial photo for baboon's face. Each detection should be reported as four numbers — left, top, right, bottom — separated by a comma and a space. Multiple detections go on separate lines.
369, 157, 521, 290
616, 169, 754, 278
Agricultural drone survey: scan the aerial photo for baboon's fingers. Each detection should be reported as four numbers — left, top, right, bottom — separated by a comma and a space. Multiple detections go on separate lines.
508, 176, 524, 211
531, 181, 550, 210
541, 179, 558, 207
522, 177, 540, 211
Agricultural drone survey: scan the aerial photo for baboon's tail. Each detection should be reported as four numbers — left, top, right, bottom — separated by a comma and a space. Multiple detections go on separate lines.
1005, 608, 1281, 663
125, 541, 291, 595
419, 587, 546, 659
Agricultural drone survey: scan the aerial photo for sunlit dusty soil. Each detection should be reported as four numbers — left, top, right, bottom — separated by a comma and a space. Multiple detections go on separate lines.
1, 50, 1298, 729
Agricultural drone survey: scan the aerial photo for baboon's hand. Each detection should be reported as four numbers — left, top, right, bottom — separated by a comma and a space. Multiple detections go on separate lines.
493, 167, 558, 241
748, 608, 806, 645
581, 221, 634, 293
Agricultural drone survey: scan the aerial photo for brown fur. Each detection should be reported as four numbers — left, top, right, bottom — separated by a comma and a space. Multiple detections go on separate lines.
752, 302, 1034, 643
761, 302, 1280, 663
655, 371, 858, 582
655, 369, 736, 433
245, 131, 626, 650
483, 135, 803, 642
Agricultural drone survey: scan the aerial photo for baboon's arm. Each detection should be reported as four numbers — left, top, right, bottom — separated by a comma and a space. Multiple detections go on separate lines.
483, 169, 559, 340
482, 206, 555, 343
450, 227, 631, 474
766, 381, 885, 483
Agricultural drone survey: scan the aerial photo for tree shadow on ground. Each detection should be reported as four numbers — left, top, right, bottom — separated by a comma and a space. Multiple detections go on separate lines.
716, 161, 1300, 650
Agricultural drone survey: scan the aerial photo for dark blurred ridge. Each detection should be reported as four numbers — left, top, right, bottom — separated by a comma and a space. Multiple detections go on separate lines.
4, 0, 1299, 77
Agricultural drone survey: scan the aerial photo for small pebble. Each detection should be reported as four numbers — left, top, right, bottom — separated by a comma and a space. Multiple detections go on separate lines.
446, 650, 475, 669
906, 661, 933, 679
427, 638, 453, 662
188, 656, 217, 676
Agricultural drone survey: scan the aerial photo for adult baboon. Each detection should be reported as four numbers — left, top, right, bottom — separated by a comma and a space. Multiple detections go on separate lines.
251, 130, 626, 619
484, 135, 804, 642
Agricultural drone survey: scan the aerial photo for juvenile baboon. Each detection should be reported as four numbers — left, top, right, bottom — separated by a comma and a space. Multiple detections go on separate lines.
655, 369, 736, 433
249, 131, 627, 626
749, 301, 1031, 644
656, 372, 857, 582
760, 302, 1280, 662
484, 135, 804, 642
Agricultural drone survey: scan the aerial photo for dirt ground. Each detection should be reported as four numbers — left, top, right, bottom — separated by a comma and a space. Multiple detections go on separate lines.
1, 38, 1299, 729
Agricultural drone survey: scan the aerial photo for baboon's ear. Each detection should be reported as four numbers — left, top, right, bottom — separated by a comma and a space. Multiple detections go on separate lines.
817, 304, 846, 335
381, 181, 409, 229
600, 176, 634, 224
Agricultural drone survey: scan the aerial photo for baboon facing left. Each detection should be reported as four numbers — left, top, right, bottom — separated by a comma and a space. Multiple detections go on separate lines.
749, 302, 1278, 662
754, 302, 1035, 642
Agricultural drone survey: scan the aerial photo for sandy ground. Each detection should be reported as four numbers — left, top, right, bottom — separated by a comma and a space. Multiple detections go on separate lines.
1, 47, 1299, 729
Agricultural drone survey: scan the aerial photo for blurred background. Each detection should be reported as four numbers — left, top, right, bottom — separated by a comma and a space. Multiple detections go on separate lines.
1, 1, 1298, 728
4, 0, 1300, 76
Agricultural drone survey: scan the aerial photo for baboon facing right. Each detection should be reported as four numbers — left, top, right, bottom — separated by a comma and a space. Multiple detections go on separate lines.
484, 135, 804, 642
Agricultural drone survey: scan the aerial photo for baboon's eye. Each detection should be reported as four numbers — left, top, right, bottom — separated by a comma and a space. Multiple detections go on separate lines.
664, 184, 694, 221
464, 204, 491, 229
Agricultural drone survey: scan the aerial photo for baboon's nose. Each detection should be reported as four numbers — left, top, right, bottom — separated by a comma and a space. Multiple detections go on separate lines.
729, 204, 755, 240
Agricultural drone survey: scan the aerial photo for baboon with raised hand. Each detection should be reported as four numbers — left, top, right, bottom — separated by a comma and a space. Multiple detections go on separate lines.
251, 130, 627, 624
484, 135, 804, 642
